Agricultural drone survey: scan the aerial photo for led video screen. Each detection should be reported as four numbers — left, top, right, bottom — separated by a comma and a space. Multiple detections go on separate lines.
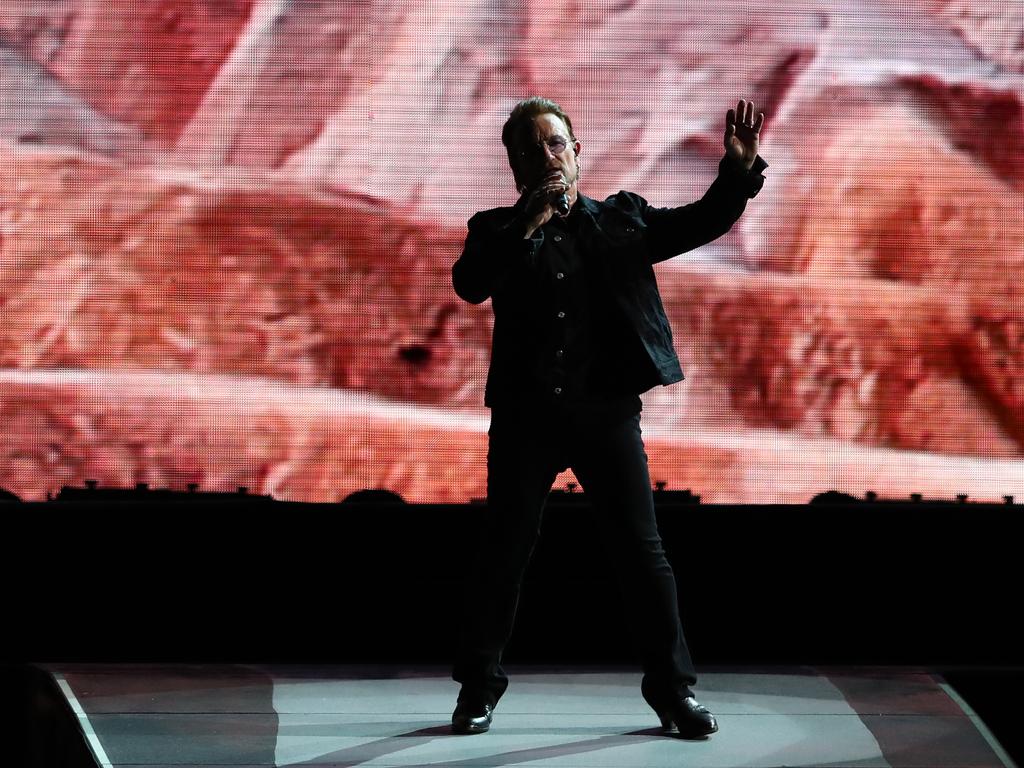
0, 1, 1021, 503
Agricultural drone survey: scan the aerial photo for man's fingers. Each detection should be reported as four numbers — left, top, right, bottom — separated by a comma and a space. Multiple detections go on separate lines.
534, 173, 565, 190
539, 173, 565, 190
530, 180, 566, 209
730, 101, 765, 130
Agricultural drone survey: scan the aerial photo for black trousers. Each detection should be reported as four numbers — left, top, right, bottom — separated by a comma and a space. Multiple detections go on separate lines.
451, 404, 697, 710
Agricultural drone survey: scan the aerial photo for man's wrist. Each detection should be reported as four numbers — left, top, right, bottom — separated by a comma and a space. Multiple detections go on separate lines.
724, 153, 754, 173
720, 153, 768, 175
499, 216, 528, 239
512, 214, 544, 240
718, 153, 768, 197
500, 215, 543, 248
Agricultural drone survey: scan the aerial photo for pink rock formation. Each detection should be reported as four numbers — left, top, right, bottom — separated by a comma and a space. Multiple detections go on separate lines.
660, 270, 1021, 458
1, 0, 1021, 503
1, 0, 256, 145
2, 369, 1020, 503
0, 147, 484, 407
927, 0, 1024, 74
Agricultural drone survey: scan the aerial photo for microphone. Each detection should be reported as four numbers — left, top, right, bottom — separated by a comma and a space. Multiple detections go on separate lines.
554, 192, 570, 216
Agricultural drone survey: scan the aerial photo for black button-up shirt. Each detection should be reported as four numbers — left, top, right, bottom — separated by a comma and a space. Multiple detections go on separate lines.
512, 203, 652, 420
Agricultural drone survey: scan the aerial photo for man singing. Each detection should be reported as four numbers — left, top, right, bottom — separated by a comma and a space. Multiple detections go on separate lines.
450, 97, 767, 737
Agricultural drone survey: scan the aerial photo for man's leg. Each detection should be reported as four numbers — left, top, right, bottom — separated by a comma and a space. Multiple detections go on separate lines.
569, 412, 698, 710
452, 408, 562, 709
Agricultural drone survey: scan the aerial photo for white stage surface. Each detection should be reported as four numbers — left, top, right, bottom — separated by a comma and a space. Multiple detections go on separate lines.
44, 664, 1015, 768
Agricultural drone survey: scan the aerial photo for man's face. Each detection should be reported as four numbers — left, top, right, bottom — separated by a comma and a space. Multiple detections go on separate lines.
509, 113, 581, 194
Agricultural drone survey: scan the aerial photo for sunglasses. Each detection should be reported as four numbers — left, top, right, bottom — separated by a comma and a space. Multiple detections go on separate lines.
516, 135, 570, 160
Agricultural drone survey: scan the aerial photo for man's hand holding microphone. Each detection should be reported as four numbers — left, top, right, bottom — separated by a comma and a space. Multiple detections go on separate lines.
518, 168, 570, 239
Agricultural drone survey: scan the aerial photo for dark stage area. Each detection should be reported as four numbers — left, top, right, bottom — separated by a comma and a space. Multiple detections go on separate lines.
4, 489, 1021, 665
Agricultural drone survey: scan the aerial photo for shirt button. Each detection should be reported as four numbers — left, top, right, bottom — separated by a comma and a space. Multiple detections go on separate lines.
553, 235, 562, 242
557, 311, 566, 319
556, 272, 565, 279
554, 387, 562, 395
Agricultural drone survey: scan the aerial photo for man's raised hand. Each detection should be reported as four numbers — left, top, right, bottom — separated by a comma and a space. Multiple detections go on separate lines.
725, 99, 764, 170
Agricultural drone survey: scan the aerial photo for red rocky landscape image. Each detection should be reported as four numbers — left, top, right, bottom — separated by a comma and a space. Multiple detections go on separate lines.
1, 0, 1022, 503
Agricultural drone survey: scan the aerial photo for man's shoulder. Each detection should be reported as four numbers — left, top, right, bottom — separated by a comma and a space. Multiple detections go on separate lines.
584, 190, 649, 214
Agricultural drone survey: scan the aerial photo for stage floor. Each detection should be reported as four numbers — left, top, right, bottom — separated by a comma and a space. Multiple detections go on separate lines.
44, 664, 1015, 768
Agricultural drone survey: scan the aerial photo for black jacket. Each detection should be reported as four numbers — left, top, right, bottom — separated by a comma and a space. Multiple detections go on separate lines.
452, 154, 768, 406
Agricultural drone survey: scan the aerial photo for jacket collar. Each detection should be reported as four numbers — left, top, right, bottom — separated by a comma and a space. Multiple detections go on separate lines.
576, 193, 602, 219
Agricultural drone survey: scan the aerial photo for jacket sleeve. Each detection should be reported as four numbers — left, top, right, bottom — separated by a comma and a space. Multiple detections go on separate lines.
640, 154, 768, 264
451, 211, 542, 304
